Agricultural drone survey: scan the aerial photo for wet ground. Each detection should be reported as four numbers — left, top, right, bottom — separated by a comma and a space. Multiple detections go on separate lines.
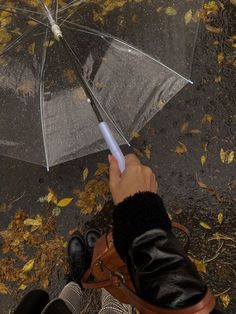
0, 1, 236, 313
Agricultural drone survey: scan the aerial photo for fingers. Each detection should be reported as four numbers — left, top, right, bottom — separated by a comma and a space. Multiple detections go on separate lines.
125, 154, 141, 167
109, 154, 121, 187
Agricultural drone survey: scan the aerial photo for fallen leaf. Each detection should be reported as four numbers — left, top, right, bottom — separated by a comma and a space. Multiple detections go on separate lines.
205, 24, 223, 33
131, 131, 141, 138
47, 188, 57, 204
165, 7, 177, 16
0, 283, 9, 295
144, 144, 152, 159
218, 212, 223, 225
83, 168, 89, 181
22, 259, 34, 273
24, 216, 42, 227
43, 40, 54, 48
57, 198, 73, 207
217, 52, 225, 65
184, 10, 193, 25
28, 42, 36, 55
27, 20, 38, 27
220, 293, 231, 308
201, 155, 207, 166
52, 207, 61, 217
220, 149, 234, 164
63, 68, 76, 83
189, 129, 201, 134
230, 0, 236, 6
94, 163, 109, 176
19, 284, 27, 291
202, 142, 209, 152
215, 75, 222, 83
190, 258, 207, 273
37, 195, 48, 203
200, 222, 211, 230
17, 80, 34, 94
203, 1, 219, 13
180, 122, 189, 133
202, 114, 213, 123
175, 142, 187, 154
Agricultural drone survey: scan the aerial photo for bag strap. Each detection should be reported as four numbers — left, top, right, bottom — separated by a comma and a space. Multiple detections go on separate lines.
171, 221, 190, 252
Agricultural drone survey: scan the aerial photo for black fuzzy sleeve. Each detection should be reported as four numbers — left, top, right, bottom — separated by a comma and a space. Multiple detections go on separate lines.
112, 192, 172, 260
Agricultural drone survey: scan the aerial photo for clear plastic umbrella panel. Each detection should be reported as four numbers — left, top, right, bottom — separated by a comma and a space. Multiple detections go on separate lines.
0, 0, 202, 169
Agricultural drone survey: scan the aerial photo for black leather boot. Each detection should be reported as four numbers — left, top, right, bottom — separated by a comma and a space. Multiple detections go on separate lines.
85, 229, 101, 257
67, 232, 90, 286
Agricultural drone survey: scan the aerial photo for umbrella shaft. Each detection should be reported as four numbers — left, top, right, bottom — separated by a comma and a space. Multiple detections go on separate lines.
59, 37, 103, 123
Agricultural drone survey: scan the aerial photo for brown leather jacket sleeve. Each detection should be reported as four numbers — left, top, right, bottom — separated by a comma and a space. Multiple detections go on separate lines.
112, 192, 219, 312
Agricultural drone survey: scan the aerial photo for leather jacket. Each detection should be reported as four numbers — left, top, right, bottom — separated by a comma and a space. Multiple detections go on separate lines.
112, 192, 221, 313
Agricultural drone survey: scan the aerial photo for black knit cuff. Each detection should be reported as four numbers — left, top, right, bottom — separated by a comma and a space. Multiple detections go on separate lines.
112, 192, 172, 260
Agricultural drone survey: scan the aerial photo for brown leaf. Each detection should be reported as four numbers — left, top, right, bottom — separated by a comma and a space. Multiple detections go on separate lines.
83, 168, 89, 181
205, 24, 223, 33
94, 163, 109, 176
131, 131, 141, 139
175, 142, 187, 154
180, 122, 189, 133
217, 52, 225, 65
47, 188, 57, 204
63, 68, 76, 83
17, 80, 34, 94
0, 283, 9, 295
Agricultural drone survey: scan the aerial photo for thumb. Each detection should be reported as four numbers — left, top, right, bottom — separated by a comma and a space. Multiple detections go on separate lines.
109, 154, 121, 187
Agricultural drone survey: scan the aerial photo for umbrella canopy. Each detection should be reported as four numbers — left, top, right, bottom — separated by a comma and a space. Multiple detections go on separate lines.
0, 0, 202, 168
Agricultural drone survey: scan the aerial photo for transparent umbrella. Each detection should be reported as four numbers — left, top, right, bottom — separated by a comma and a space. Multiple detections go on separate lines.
0, 0, 202, 170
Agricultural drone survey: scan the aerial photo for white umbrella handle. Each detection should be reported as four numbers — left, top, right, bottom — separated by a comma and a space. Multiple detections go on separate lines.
99, 122, 125, 173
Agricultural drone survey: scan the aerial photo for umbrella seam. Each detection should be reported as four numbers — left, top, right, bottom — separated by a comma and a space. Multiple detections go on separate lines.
39, 29, 50, 170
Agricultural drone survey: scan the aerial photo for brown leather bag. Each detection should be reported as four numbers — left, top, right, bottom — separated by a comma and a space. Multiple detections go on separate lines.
82, 223, 216, 314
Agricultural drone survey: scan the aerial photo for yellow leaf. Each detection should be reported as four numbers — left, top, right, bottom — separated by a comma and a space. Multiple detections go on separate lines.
205, 24, 223, 33
218, 212, 223, 225
201, 155, 207, 166
230, 0, 236, 6
19, 284, 27, 291
175, 142, 187, 154
191, 258, 207, 273
215, 75, 222, 83
57, 198, 73, 207
165, 7, 177, 16
22, 259, 34, 273
217, 52, 225, 65
0, 283, 9, 295
144, 144, 152, 159
220, 149, 234, 164
52, 207, 61, 216
200, 221, 211, 230
189, 129, 201, 134
83, 168, 89, 181
47, 188, 57, 204
203, 1, 219, 12
28, 42, 36, 55
43, 40, 54, 48
24, 216, 42, 227
27, 20, 38, 27
220, 293, 231, 308
202, 114, 213, 123
131, 131, 141, 139
184, 10, 193, 25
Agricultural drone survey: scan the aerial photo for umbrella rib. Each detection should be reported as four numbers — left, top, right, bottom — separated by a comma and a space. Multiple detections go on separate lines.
0, 7, 50, 28
39, 29, 50, 171
0, 5, 44, 17
64, 21, 192, 84
58, 0, 87, 13
0, 24, 44, 57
